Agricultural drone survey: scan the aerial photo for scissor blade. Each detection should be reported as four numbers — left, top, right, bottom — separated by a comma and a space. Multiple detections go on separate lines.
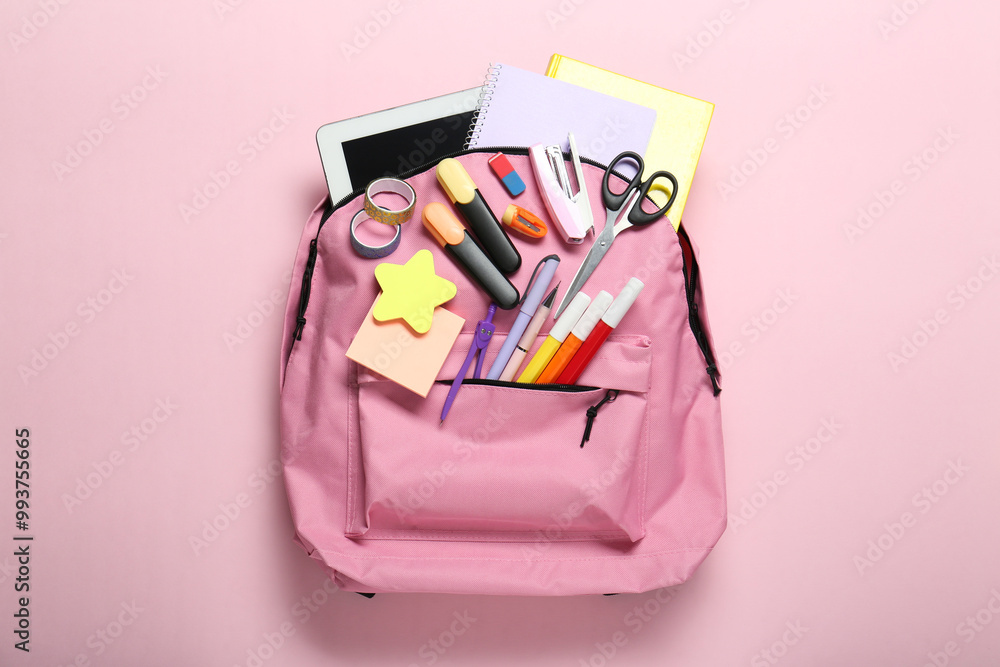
554, 227, 615, 318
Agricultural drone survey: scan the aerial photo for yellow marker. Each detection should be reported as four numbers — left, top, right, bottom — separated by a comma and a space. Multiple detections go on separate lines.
517, 292, 591, 383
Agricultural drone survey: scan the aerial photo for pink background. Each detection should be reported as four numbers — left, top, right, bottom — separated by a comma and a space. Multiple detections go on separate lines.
2, 0, 999, 665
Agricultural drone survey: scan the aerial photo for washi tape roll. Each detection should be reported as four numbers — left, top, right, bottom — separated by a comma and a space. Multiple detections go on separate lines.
350, 209, 401, 259
363, 177, 416, 225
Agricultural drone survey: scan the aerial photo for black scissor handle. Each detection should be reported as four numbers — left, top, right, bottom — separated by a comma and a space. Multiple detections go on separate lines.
601, 152, 645, 212
627, 170, 679, 226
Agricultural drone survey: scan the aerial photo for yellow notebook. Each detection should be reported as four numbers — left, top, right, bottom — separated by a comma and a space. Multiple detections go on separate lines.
546, 54, 714, 230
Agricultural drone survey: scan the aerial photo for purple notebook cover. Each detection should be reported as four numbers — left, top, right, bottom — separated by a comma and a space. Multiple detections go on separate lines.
467, 63, 657, 173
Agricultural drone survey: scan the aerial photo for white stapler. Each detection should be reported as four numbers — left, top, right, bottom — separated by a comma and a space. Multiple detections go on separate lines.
528, 133, 594, 244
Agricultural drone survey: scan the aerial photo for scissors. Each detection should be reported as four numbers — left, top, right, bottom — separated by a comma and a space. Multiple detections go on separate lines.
554, 152, 677, 318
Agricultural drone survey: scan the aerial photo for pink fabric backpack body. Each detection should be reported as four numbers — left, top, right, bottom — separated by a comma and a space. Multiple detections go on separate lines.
279, 149, 726, 595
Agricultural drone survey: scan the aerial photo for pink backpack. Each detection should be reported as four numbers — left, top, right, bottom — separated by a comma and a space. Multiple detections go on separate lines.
279, 149, 725, 595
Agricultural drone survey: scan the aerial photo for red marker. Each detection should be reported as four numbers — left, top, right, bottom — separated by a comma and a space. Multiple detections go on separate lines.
556, 278, 644, 385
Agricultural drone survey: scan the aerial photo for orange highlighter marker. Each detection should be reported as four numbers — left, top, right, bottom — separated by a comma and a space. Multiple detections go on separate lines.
536, 290, 613, 384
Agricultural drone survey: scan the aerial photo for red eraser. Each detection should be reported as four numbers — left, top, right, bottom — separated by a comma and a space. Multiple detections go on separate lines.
488, 152, 515, 177
488, 153, 526, 196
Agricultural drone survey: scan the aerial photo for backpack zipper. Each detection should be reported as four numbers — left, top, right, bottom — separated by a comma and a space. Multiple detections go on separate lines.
676, 225, 721, 395
435, 379, 620, 448
292, 238, 317, 341
436, 377, 599, 392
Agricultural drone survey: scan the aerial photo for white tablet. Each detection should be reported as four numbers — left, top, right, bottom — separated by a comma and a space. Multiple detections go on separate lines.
317, 87, 481, 203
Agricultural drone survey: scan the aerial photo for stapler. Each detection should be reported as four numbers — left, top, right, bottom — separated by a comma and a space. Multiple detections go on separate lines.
528, 133, 594, 244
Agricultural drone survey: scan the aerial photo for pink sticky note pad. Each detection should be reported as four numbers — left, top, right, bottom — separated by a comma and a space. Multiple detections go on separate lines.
346, 297, 465, 397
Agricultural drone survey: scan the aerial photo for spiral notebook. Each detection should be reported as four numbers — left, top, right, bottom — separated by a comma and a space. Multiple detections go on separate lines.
465, 63, 657, 171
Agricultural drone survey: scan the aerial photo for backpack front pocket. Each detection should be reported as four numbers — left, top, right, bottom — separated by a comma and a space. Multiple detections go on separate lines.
347, 337, 652, 543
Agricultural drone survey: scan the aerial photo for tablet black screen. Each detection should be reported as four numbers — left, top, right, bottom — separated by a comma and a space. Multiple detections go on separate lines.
342, 111, 475, 192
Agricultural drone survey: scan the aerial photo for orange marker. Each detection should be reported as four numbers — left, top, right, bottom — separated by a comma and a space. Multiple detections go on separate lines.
536, 290, 613, 384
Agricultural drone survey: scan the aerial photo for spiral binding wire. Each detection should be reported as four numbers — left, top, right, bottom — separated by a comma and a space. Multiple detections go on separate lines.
464, 63, 502, 150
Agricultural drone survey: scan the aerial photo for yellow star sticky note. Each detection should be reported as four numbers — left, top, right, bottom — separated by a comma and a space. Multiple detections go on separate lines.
372, 249, 456, 334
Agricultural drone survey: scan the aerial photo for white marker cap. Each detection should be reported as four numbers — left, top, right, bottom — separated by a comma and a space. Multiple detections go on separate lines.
570, 291, 614, 341
602, 278, 645, 328
549, 292, 591, 342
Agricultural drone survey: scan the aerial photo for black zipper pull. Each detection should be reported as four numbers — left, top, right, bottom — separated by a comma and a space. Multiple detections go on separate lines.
706, 362, 721, 395
293, 239, 318, 341
691, 304, 721, 395
580, 390, 619, 448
